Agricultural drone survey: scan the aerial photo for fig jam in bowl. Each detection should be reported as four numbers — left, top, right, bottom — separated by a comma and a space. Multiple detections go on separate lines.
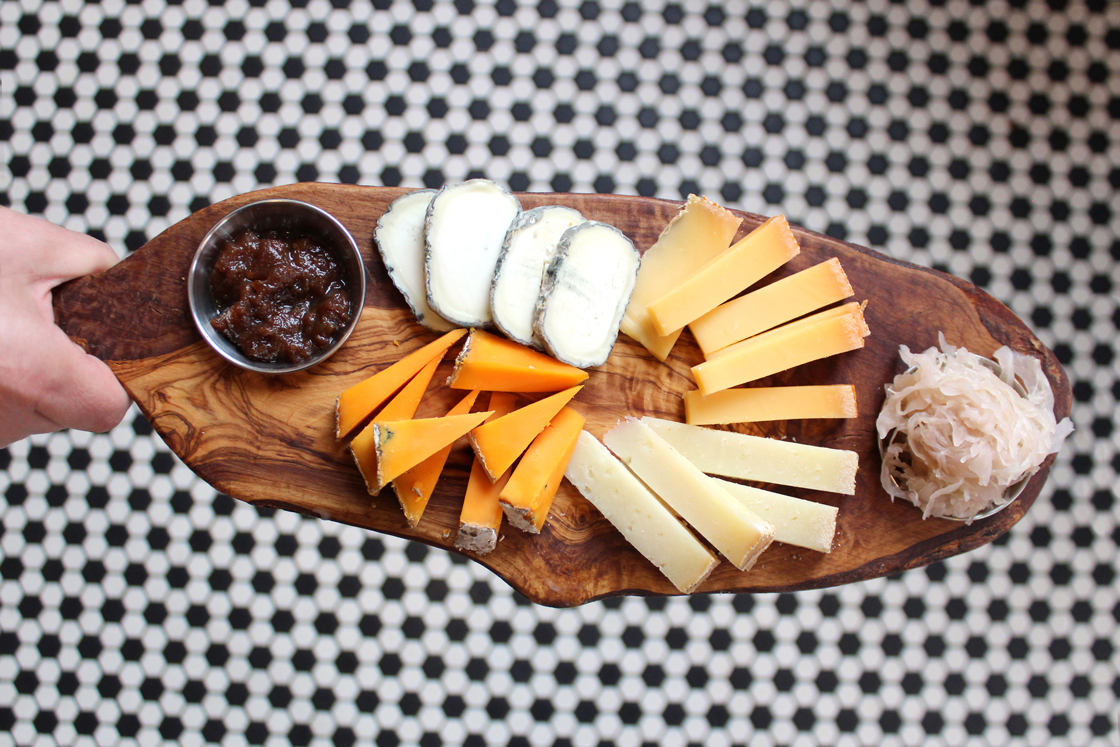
187, 199, 365, 374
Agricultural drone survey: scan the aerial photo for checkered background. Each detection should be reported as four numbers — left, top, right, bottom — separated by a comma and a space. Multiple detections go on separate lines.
3, 0, 1118, 744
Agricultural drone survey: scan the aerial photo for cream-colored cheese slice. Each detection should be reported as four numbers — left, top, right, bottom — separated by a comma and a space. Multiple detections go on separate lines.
711, 478, 838, 553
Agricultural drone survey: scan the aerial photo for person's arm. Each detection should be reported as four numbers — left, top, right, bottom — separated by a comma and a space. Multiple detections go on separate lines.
0, 207, 132, 447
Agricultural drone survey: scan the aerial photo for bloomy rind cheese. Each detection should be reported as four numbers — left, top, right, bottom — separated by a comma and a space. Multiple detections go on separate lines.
468, 386, 582, 482
690, 257, 854, 355
642, 417, 859, 495
711, 478, 838, 553
499, 406, 585, 533
603, 418, 775, 571
646, 215, 800, 337
447, 328, 589, 392
564, 431, 718, 593
684, 385, 857, 425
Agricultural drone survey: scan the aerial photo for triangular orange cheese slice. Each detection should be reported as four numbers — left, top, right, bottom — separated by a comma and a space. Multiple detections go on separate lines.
456, 392, 519, 555
468, 386, 582, 482
393, 389, 482, 526
336, 328, 466, 441
447, 329, 588, 392
372, 410, 492, 492
499, 406, 585, 533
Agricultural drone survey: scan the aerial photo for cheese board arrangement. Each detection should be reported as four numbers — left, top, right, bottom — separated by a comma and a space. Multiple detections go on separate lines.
53, 183, 1071, 607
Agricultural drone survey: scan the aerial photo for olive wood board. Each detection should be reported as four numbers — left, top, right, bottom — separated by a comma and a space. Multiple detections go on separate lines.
53, 183, 1071, 607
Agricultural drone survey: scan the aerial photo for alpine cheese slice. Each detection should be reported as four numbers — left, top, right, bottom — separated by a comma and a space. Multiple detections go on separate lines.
602, 419, 775, 571
564, 430, 718, 593
499, 406, 585, 533
642, 417, 859, 495
468, 386, 582, 482
393, 389, 482, 526
336, 328, 467, 441
684, 385, 858, 425
711, 478, 838, 553
620, 195, 742, 361
374, 189, 455, 331
692, 302, 869, 395
447, 329, 588, 392
646, 215, 800, 336
457, 393, 518, 555
690, 257, 854, 355
371, 410, 493, 493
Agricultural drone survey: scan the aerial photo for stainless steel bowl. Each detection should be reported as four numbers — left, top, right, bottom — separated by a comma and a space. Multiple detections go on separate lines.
187, 199, 365, 374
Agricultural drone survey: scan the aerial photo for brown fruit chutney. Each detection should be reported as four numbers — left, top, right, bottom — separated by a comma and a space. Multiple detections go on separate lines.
210, 228, 352, 364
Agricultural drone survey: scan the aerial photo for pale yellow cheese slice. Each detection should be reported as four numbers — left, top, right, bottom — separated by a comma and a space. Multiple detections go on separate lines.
645, 215, 800, 337
564, 431, 718, 593
684, 385, 857, 425
642, 417, 858, 495
711, 478, 838, 553
603, 419, 775, 571
619, 195, 741, 361
690, 258, 854, 355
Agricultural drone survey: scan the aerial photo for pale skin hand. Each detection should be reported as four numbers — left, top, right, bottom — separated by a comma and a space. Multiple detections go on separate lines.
0, 207, 132, 447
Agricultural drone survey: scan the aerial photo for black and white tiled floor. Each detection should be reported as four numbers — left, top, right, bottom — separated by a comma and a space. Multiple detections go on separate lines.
2, 0, 1118, 744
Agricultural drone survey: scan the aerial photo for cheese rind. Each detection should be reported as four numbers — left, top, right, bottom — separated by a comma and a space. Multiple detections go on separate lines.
468, 386, 582, 482
620, 195, 741, 361
693, 302, 869, 395
646, 215, 800, 336
564, 431, 718, 593
642, 417, 859, 495
684, 385, 857, 425
499, 406, 585, 533
712, 478, 838, 553
372, 410, 493, 491
690, 258, 854, 355
374, 189, 455, 331
456, 393, 518, 555
603, 419, 775, 571
447, 328, 589, 392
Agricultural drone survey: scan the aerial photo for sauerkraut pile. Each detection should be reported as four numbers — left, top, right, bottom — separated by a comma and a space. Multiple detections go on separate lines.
876, 334, 1073, 521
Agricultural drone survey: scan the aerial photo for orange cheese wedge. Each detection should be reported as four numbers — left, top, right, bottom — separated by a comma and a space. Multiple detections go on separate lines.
499, 406, 585, 533
447, 329, 589, 392
370, 410, 493, 493
393, 389, 482, 526
336, 328, 466, 441
468, 386, 582, 482
456, 393, 519, 555
348, 355, 443, 495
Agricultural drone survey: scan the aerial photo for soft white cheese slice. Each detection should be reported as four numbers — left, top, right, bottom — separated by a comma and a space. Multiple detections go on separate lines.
642, 417, 858, 495
490, 205, 586, 348
374, 190, 456, 331
425, 179, 521, 327
710, 478, 837, 553
602, 419, 775, 571
564, 431, 718, 593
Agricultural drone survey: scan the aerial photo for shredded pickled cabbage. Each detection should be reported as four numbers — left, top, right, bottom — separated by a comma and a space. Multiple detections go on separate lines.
876, 333, 1072, 521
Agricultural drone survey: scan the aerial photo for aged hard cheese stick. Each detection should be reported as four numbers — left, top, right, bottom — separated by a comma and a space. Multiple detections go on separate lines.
393, 389, 482, 526
457, 393, 518, 555
603, 419, 775, 571
447, 329, 588, 392
646, 215, 800, 337
349, 355, 443, 495
690, 257, 854, 355
693, 301, 869, 395
711, 478, 838, 553
468, 386, 582, 482
564, 431, 718, 593
336, 328, 467, 441
684, 385, 857, 425
620, 195, 741, 361
374, 189, 455, 331
499, 406, 585, 533
642, 417, 858, 495
371, 410, 493, 492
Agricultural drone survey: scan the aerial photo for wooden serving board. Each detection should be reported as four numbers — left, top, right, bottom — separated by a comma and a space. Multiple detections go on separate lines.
54, 184, 1071, 607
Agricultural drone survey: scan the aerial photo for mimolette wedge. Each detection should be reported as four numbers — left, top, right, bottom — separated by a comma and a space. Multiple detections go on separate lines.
370, 410, 493, 493
468, 386, 582, 482
393, 389, 482, 526
457, 393, 519, 555
499, 406, 585, 533
336, 328, 466, 441
447, 329, 588, 392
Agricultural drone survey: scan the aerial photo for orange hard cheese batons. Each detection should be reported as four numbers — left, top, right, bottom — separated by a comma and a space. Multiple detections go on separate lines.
393, 389, 482, 526
371, 410, 493, 493
456, 393, 519, 555
447, 329, 588, 392
499, 406, 585, 533
468, 386, 582, 483
336, 328, 467, 441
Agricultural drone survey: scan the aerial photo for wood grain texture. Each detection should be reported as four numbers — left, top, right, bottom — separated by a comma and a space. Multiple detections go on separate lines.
53, 183, 1071, 607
